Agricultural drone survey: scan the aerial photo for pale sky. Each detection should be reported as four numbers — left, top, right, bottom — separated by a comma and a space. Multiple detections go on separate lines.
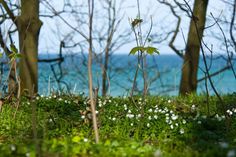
1, 0, 230, 56
38, 0, 231, 56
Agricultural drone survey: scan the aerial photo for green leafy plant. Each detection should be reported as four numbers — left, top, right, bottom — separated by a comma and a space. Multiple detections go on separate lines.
129, 0, 160, 114
9, 44, 22, 63
0, 95, 235, 157
129, 46, 160, 55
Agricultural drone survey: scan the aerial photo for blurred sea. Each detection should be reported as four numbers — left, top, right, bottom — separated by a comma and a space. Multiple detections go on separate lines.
0, 54, 235, 96
36, 54, 236, 96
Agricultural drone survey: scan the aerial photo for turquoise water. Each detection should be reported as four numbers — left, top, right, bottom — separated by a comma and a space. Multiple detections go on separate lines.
37, 54, 236, 96
0, 54, 235, 96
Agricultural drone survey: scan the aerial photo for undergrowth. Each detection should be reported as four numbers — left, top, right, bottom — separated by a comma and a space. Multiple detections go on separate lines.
0, 93, 236, 157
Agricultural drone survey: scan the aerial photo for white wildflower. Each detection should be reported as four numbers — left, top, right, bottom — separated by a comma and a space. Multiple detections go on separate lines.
154, 115, 158, 119
171, 114, 178, 120
180, 128, 184, 134
227, 109, 233, 116
197, 120, 202, 124
148, 116, 152, 120
10, 145, 16, 151
130, 123, 134, 126
182, 119, 187, 124
147, 123, 150, 127
233, 108, 236, 113
166, 119, 170, 124
154, 149, 162, 157
227, 150, 235, 157
26, 152, 30, 157
170, 125, 174, 129
127, 114, 134, 118
84, 138, 88, 142
112, 117, 116, 121
191, 104, 196, 110
98, 102, 102, 107
148, 108, 153, 113
137, 114, 141, 118
103, 101, 106, 105
215, 114, 222, 121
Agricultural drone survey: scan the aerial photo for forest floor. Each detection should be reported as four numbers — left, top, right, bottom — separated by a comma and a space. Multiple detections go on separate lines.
0, 94, 236, 157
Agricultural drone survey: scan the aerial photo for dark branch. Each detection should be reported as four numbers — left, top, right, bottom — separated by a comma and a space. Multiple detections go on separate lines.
0, 0, 17, 25
198, 65, 231, 82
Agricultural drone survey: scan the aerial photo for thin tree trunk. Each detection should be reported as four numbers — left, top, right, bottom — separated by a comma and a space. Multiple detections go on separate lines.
88, 0, 99, 143
0, 28, 16, 93
18, 0, 42, 94
102, 47, 109, 97
179, 0, 208, 95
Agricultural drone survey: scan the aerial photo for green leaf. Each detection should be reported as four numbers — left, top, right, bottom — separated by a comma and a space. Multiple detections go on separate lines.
146, 46, 160, 55
15, 53, 22, 59
72, 136, 81, 143
10, 44, 18, 54
129, 46, 145, 55
0, 53, 3, 58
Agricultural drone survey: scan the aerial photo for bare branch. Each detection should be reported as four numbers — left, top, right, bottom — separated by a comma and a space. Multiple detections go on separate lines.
230, 0, 236, 52
0, 0, 17, 25
157, 0, 184, 58
0, 28, 11, 56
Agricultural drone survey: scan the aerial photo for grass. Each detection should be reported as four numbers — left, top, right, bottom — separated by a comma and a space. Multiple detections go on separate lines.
0, 93, 236, 157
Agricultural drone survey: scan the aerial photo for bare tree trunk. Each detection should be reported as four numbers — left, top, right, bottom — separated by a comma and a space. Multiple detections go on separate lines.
179, 0, 208, 95
88, 0, 99, 143
18, 0, 42, 94
101, 0, 115, 97
102, 47, 109, 96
